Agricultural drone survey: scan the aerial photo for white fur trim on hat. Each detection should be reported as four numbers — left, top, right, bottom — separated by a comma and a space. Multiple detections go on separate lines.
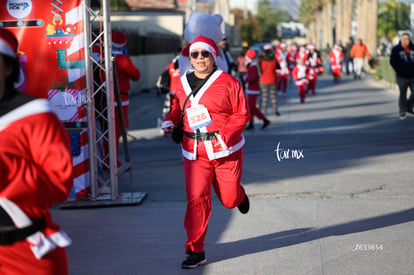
112, 31, 127, 49
307, 43, 315, 49
113, 41, 126, 49
263, 44, 273, 50
190, 42, 217, 61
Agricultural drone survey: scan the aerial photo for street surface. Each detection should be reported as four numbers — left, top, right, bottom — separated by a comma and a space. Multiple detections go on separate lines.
53, 72, 414, 275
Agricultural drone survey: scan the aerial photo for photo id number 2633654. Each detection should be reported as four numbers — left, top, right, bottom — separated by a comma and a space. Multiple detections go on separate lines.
352, 244, 384, 252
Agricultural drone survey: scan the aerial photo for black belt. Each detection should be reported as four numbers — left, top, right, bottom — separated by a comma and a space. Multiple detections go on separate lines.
0, 217, 46, 245
184, 131, 218, 141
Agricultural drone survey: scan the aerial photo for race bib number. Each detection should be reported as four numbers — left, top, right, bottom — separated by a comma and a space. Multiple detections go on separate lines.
186, 104, 212, 130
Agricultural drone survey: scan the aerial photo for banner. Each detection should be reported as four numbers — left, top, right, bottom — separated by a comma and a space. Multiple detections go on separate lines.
0, 0, 91, 198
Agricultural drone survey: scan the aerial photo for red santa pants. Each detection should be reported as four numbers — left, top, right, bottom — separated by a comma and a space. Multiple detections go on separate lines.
331, 68, 341, 80
277, 73, 289, 93
0, 243, 68, 275
183, 144, 246, 254
248, 94, 265, 123
308, 77, 317, 94
297, 84, 307, 100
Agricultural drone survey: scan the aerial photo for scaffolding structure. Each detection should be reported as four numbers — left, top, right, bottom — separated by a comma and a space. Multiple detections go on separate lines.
62, 0, 146, 208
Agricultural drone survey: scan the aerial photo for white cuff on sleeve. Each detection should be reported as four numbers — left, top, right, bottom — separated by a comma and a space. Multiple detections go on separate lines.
161, 120, 175, 130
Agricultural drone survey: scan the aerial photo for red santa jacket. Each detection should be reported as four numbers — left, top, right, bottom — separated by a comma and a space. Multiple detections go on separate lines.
307, 51, 323, 79
0, 94, 73, 258
275, 49, 290, 75
292, 64, 310, 86
114, 53, 140, 104
296, 47, 309, 62
259, 58, 278, 85
167, 58, 180, 95
329, 49, 344, 71
163, 70, 249, 160
244, 62, 260, 95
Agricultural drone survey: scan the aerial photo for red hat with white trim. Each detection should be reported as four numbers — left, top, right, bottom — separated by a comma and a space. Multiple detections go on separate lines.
307, 43, 316, 50
245, 49, 256, 63
0, 28, 18, 58
112, 31, 127, 49
187, 35, 219, 61
263, 43, 273, 50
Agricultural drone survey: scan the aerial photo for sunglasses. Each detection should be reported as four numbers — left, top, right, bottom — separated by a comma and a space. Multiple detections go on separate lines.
190, 50, 210, 59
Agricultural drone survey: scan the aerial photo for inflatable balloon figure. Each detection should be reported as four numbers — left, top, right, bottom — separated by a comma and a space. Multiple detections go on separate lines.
179, 12, 228, 75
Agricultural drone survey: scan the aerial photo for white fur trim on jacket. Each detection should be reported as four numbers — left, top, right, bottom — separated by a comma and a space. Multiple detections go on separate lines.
0, 99, 53, 131
0, 198, 71, 259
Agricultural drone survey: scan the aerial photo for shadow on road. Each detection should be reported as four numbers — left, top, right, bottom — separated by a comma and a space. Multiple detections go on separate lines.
206, 208, 414, 264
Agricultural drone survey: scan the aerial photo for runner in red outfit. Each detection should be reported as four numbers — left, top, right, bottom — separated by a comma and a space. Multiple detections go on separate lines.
162, 35, 250, 269
244, 49, 270, 130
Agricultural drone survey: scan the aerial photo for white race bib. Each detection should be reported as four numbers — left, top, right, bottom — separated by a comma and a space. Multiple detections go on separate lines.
186, 104, 212, 130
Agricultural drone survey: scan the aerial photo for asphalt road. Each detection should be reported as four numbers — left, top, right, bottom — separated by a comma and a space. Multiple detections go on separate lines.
53, 72, 414, 275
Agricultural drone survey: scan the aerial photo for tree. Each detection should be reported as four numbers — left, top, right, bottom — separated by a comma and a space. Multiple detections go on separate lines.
232, 1, 293, 44
231, 8, 262, 44
110, 0, 130, 11
299, 0, 324, 25
256, 0, 293, 41
377, 0, 410, 41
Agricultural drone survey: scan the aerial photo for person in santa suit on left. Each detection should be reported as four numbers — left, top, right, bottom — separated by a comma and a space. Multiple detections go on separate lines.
0, 27, 73, 275
109, 30, 140, 167
161, 35, 250, 269
244, 48, 270, 130
296, 45, 309, 63
275, 42, 290, 95
292, 57, 310, 103
306, 43, 323, 95
329, 44, 345, 83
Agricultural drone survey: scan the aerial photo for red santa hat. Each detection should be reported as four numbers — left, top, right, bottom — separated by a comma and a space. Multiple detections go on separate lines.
263, 43, 273, 50
245, 49, 256, 63
182, 35, 219, 62
0, 28, 18, 58
112, 31, 127, 49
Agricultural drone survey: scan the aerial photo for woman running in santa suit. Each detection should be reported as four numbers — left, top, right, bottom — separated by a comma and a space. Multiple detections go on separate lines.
292, 57, 310, 103
162, 35, 250, 269
329, 44, 345, 83
306, 43, 323, 94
